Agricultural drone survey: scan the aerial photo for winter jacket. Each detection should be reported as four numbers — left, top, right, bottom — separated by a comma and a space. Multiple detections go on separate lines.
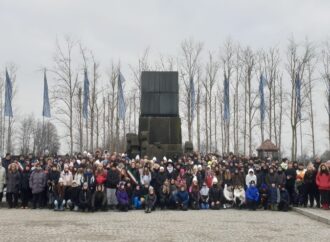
106, 169, 120, 188
285, 168, 296, 187
60, 171, 73, 187
246, 185, 259, 202
209, 185, 223, 202
29, 169, 47, 194
6, 171, 20, 193
245, 169, 257, 187
0, 166, 6, 192
232, 173, 245, 187
146, 193, 157, 207
265, 173, 277, 187
275, 172, 286, 186
153, 171, 167, 190
74, 173, 84, 186
95, 172, 107, 185
116, 189, 129, 205
176, 190, 189, 205
79, 189, 92, 205
20, 171, 31, 190
279, 189, 290, 203
304, 170, 316, 185
48, 170, 60, 185
268, 187, 279, 204
316, 172, 330, 190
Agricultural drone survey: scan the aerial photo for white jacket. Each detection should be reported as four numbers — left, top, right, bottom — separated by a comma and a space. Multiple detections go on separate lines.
0, 166, 6, 192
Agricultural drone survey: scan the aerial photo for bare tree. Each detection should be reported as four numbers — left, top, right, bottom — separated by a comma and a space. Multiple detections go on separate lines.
51, 36, 79, 155
286, 37, 313, 161
322, 40, 330, 151
180, 38, 203, 143
220, 40, 234, 154
19, 114, 35, 155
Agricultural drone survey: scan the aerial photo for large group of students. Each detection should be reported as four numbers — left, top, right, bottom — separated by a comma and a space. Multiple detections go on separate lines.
0, 151, 329, 213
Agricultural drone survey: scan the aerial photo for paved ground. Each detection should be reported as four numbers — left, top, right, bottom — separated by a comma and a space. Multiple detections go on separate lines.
0, 208, 329, 242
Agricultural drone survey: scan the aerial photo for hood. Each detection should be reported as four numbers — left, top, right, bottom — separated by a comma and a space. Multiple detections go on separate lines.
248, 168, 254, 175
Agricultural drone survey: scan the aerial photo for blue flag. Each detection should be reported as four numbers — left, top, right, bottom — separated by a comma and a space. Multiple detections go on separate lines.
190, 76, 195, 121
4, 69, 13, 117
223, 78, 230, 122
42, 70, 51, 118
118, 71, 126, 120
295, 72, 302, 121
259, 74, 266, 122
83, 68, 89, 119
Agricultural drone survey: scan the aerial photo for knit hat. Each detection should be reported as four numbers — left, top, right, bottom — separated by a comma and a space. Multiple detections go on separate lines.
212, 177, 218, 184
159, 166, 165, 171
58, 178, 64, 183
163, 156, 167, 161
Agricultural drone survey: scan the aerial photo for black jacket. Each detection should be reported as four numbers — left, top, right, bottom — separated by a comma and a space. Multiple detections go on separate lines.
209, 185, 223, 202
106, 169, 120, 188
79, 189, 92, 205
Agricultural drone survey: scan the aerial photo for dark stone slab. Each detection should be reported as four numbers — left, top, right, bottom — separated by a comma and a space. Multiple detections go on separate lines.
159, 93, 178, 115
140, 71, 179, 117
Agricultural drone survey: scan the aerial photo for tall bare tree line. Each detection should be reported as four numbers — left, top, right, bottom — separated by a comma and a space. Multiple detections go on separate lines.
2, 36, 330, 161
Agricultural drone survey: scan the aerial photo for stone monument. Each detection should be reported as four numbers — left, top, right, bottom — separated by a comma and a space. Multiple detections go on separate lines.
126, 71, 183, 159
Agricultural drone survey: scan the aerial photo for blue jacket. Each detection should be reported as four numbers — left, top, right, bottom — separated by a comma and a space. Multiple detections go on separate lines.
246, 185, 259, 202
116, 189, 129, 205
268, 187, 278, 204
280, 189, 290, 203
176, 190, 189, 205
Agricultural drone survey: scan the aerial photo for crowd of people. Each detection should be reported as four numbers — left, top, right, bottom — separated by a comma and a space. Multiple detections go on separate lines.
0, 151, 329, 213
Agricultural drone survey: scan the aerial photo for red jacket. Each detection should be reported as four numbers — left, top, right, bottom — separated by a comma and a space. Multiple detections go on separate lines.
95, 172, 107, 185
316, 172, 330, 190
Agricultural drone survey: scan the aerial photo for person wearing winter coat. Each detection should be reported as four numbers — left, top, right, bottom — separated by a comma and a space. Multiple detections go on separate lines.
29, 162, 47, 209
116, 182, 129, 212
67, 180, 80, 211
232, 169, 245, 187
303, 163, 317, 208
47, 164, 60, 208
105, 164, 120, 209
54, 178, 66, 211
268, 183, 279, 211
20, 165, 31, 208
275, 167, 286, 187
73, 168, 84, 187
169, 178, 178, 209
83, 166, 95, 192
6, 163, 20, 208
246, 180, 259, 211
265, 167, 277, 188
60, 164, 73, 203
0, 158, 6, 204
199, 182, 209, 209
259, 183, 268, 210
285, 162, 296, 204
233, 185, 245, 209
245, 169, 257, 188
159, 180, 170, 210
145, 186, 157, 213
91, 184, 107, 211
278, 185, 290, 212
176, 184, 189, 211
189, 178, 200, 210
316, 164, 330, 210
209, 177, 223, 209
78, 182, 92, 212
295, 163, 306, 206
140, 167, 152, 186
132, 184, 144, 209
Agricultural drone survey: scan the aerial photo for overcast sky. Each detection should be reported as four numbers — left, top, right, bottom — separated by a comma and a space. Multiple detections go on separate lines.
1, 0, 330, 156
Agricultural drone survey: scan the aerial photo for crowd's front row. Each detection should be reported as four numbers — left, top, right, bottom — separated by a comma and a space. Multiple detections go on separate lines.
0, 155, 329, 214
